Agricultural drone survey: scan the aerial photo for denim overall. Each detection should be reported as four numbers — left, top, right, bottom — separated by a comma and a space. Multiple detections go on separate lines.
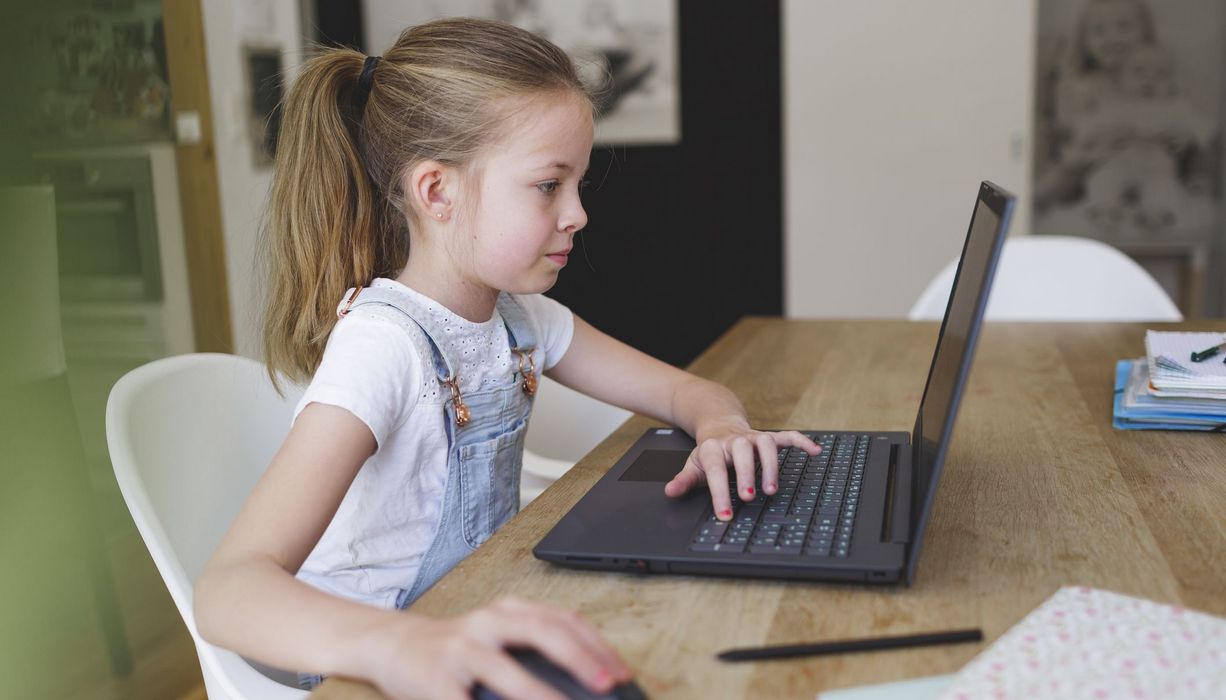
298, 286, 536, 690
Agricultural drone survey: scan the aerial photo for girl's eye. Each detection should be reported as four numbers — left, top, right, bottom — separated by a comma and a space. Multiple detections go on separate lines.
536, 180, 559, 194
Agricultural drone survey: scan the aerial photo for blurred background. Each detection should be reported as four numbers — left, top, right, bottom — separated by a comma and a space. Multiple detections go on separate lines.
0, 1, 1221, 698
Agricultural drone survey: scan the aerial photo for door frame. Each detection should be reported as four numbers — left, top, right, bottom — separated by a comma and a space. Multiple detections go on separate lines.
162, 0, 232, 352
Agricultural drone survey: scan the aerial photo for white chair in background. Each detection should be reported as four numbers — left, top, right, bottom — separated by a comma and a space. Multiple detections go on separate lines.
106, 353, 308, 699
521, 376, 632, 506
908, 235, 1183, 321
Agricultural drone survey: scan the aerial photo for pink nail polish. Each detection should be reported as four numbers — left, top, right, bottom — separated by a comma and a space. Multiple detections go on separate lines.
746, 486, 755, 496
720, 508, 732, 518
594, 669, 612, 687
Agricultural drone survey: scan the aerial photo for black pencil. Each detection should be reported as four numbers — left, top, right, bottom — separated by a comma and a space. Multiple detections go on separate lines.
716, 628, 983, 662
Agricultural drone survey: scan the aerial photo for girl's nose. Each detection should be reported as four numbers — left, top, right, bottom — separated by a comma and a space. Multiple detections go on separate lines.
560, 200, 588, 234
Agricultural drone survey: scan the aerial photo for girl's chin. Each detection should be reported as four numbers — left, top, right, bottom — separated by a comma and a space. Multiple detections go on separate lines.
500, 273, 560, 296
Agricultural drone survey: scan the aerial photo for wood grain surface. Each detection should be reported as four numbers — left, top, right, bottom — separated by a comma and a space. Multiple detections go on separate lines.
312, 319, 1226, 699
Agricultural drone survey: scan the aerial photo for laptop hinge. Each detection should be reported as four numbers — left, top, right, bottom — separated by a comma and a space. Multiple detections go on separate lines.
882, 443, 912, 544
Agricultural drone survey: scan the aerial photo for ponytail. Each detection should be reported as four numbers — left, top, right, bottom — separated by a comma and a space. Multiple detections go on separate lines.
261, 47, 405, 388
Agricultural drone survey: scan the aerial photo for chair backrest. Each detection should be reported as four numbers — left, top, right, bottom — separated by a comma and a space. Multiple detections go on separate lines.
525, 375, 631, 464
520, 376, 632, 505
908, 235, 1183, 321
106, 353, 308, 699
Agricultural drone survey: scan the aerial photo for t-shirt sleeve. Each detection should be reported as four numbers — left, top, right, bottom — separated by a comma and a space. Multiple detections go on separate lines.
293, 313, 421, 448
513, 293, 575, 370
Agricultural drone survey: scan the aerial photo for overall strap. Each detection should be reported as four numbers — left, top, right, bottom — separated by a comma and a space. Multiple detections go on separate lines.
340, 285, 474, 425
338, 286, 453, 386
495, 293, 540, 397
494, 293, 538, 351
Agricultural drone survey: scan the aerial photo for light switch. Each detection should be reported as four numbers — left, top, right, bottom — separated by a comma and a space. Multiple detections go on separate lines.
175, 111, 203, 145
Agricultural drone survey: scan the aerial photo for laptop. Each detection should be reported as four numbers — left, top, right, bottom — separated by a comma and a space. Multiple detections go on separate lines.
534, 181, 1015, 586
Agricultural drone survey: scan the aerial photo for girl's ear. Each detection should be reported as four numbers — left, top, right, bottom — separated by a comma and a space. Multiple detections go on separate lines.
404, 160, 454, 222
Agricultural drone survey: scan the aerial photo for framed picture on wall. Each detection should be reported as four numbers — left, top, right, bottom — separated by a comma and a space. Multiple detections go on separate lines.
361, 0, 680, 146
243, 45, 284, 167
1033, 0, 1224, 314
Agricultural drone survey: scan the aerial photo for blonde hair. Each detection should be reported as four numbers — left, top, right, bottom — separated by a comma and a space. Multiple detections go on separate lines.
262, 17, 594, 387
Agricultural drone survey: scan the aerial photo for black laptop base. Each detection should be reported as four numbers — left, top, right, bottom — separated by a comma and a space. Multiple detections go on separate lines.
533, 427, 913, 586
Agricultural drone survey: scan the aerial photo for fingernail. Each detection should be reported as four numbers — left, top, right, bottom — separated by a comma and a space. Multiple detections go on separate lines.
594, 669, 612, 688
720, 508, 733, 519
767, 482, 777, 492
746, 486, 755, 496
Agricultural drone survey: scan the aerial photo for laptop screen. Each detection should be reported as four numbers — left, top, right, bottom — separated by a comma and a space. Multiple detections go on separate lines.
906, 182, 1014, 581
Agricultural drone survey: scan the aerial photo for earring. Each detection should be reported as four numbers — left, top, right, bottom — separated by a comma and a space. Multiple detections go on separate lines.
436, 212, 444, 219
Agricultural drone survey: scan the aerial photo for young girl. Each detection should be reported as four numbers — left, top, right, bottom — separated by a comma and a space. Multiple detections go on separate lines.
194, 17, 818, 700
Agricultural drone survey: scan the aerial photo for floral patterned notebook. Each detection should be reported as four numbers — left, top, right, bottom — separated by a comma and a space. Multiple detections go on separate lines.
939, 587, 1226, 699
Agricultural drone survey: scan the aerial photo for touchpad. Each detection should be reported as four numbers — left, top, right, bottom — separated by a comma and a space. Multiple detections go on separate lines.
619, 449, 689, 482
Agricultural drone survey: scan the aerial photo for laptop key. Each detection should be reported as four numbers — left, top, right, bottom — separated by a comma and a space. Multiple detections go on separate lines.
749, 543, 802, 555
691, 541, 746, 553
735, 504, 764, 523
762, 513, 807, 525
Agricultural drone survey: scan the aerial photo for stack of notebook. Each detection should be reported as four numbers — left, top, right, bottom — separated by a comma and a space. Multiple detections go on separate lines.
1113, 331, 1226, 431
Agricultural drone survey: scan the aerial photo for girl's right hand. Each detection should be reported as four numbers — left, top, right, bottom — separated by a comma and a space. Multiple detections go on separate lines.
368, 596, 634, 700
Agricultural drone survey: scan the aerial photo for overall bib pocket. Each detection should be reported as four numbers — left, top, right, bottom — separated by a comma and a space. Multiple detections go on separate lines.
458, 418, 526, 548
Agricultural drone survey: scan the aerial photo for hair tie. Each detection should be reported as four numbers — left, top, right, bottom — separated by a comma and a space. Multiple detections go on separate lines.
354, 55, 381, 112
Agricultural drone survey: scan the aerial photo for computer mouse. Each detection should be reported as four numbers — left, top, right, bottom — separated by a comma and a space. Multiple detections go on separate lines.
471, 649, 648, 700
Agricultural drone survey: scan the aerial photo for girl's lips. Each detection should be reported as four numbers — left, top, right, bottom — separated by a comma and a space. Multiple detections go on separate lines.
547, 247, 572, 266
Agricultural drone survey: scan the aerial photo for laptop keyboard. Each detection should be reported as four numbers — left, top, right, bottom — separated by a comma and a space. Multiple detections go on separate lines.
689, 433, 867, 558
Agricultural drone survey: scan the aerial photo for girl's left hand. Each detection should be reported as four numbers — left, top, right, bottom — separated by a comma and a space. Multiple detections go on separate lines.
662, 420, 822, 521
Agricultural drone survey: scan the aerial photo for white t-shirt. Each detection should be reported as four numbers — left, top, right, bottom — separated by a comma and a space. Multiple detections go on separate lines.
293, 278, 574, 608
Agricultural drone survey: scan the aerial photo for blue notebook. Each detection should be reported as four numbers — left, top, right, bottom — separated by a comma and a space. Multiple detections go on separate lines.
1113, 359, 1226, 431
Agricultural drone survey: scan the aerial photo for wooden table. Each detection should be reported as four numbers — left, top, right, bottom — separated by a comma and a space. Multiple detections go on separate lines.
313, 319, 1226, 699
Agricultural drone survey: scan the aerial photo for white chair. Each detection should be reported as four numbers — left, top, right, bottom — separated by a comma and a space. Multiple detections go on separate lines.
521, 376, 632, 505
106, 353, 308, 699
908, 235, 1183, 321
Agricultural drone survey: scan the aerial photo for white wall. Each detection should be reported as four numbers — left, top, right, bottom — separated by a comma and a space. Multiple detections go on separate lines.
783, 1, 1036, 318
202, 0, 303, 359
